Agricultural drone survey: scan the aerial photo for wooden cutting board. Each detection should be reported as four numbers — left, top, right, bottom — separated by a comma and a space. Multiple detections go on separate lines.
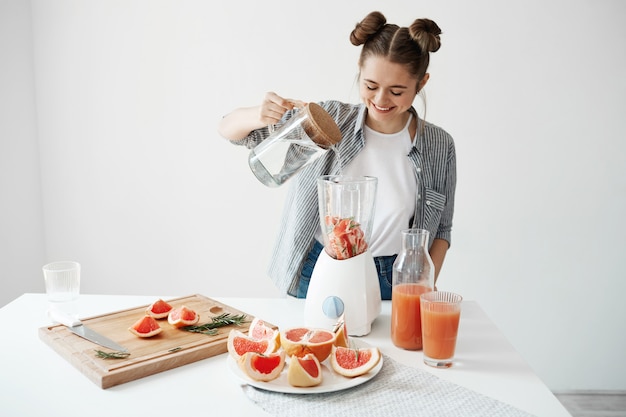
39, 294, 266, 389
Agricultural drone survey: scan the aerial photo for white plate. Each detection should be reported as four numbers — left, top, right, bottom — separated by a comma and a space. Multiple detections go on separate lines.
227, 340, 383, 394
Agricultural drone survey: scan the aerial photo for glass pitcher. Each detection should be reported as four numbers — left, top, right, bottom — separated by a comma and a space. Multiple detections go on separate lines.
248, 103, 342, 187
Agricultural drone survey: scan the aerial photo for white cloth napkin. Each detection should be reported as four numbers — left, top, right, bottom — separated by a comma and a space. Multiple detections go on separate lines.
242, 354, 536, 417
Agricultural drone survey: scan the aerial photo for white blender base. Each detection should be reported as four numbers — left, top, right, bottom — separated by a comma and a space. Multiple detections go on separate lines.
304, 250, 381, 336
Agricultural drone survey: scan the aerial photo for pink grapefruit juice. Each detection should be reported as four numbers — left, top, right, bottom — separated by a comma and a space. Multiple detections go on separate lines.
391, 283, 431, 350
421, 307, 461, 359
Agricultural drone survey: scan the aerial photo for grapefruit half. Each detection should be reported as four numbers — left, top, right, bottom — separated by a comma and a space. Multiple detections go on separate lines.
280, 327, 336, 362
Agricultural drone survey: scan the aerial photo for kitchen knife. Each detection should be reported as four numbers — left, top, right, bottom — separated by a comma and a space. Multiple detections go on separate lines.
48, 306, 128, 352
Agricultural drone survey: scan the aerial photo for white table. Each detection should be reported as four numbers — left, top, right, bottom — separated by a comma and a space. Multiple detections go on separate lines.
0, 294, 571, 417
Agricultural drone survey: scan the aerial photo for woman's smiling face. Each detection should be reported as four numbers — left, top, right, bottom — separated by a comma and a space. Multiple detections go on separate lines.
359, 55, 426, 134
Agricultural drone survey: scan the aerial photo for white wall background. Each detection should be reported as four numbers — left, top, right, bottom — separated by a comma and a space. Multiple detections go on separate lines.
1, 0, 625, 392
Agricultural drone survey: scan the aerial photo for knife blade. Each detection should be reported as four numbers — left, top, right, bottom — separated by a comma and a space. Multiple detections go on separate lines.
48, 306, 128, 352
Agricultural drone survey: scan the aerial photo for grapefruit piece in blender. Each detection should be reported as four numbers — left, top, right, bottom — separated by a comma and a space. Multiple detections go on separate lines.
168, 305, 199, 328
129, 314, 162, 338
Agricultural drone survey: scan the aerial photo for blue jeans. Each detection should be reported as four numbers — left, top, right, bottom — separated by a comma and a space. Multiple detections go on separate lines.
297, 241, 396, 300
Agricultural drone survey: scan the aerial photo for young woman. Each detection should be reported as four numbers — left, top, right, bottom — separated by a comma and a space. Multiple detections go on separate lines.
218, 11, 456, 300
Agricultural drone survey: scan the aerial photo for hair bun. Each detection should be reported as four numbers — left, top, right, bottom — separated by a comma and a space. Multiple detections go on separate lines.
409, 18, 442, 53
350, 11, 387, 46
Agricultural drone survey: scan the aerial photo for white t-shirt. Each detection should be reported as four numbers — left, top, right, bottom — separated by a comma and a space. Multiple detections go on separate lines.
342, 115, 417, 256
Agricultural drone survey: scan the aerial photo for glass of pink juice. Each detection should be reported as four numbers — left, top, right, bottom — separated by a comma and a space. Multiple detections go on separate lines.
420, 291, 462, 368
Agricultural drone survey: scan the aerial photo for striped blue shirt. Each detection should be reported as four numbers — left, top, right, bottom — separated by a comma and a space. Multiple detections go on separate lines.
230, 100, 456, 296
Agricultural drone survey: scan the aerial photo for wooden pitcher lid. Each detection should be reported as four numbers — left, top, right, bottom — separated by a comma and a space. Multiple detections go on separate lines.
303, 103, 342, 149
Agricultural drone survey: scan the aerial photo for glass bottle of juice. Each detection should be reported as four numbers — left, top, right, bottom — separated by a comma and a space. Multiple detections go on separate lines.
391, 228, 434, 350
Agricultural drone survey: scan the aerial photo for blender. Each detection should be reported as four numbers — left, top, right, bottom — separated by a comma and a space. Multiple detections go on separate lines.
304, 176, 381, 336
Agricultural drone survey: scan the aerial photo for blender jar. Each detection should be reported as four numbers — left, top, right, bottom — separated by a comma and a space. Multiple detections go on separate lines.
317, 175, 378, 259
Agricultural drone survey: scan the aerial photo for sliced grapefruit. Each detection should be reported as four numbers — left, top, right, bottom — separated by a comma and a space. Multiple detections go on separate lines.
238, 350, 286, 382
168, 305, 199, 328
146, 298, 173, 319
330, 345, 381, 378
288, 353, 323, 387
280, 327, 336, 362
248, 317, 280, 350
333, 319, 349, 348
129, 314, 162, 338
227, 329, 277, 360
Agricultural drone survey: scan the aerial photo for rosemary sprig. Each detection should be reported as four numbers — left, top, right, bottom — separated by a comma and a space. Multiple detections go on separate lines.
95, 350, 131, 359
181, 313, 248, 335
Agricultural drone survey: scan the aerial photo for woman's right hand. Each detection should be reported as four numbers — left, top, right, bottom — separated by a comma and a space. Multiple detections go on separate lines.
217, 92, 304, 141
259, 92, 305, 126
